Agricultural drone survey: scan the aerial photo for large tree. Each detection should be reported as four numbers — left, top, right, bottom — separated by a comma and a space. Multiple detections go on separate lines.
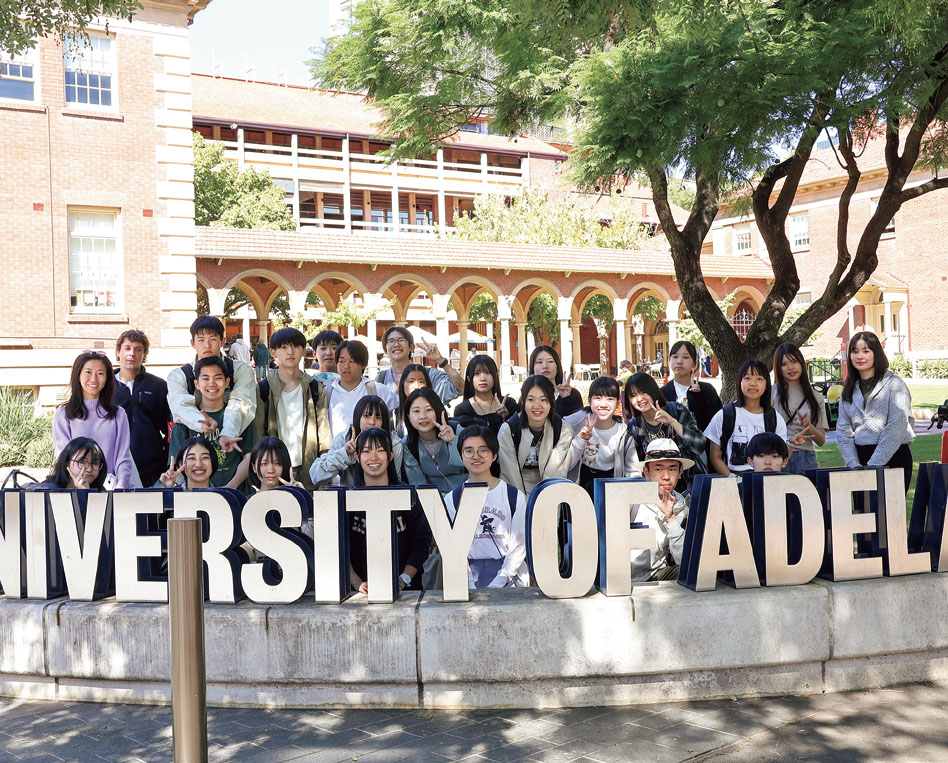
1, 1, 141, 56
316, 0, 948, 395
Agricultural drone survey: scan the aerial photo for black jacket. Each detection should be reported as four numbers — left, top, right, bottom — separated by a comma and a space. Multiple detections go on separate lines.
113, 367, 172, 486
661, 380, 723, 432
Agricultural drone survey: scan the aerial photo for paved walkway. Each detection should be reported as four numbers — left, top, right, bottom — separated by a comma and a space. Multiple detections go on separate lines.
2, 682, 947, 762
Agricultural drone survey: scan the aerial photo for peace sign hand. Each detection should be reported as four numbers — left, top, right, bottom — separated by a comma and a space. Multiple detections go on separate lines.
579, 413, 594, 441
690, 370, 701, 391
419, 340, 444, 365
197, 411, 218, 435
278, 476, 304, 488
160, 462, 186, 488
218, 435, 242, 453
344, 426, 358, 455
495, 394, 509, 420
437, 412, 455, 443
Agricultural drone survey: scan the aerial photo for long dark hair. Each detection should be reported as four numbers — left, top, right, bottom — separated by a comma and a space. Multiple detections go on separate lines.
249, 436, 293, 489
353, 427, 400, 486
353, 394, 393, 437
403, 387, 450, 456
518, 374, 557, 429
529, 344, 564, 385
173, 436, 219, 476
734, 360, 773, 409
669, 340, 699, 365
462, 354, 501, 400
46, 437, 107, 489
842, 331, 890, 403
773, 343, 820, 422
396, 364, 431, 424
623, 372, 667, 420
63, 352, 117, 420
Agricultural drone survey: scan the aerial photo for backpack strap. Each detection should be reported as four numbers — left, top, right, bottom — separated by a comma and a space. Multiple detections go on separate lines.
719, 403, 737, 460
258, 378, 271, 434
764, 407, 778, 433
223, 356, 236, 390
375, 369, 387, 384
180, 363, 196, 395
366, 380, 377, 396
450, 483, 465, 514
509, 413, 523, 452
550, 414, 563, 445
506, 483, 519, 517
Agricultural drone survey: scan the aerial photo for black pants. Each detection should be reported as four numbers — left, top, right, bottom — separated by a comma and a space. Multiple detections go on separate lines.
855, 442, 913, 492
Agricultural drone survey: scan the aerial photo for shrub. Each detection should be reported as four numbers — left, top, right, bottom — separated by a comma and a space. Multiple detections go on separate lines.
889, 353, 913, 378
918, 359, 948, 380
0, 387, 54, 468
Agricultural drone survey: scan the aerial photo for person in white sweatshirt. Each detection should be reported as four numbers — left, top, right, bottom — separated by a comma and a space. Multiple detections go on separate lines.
631, 438, 694, 582
444, 424, 529, 589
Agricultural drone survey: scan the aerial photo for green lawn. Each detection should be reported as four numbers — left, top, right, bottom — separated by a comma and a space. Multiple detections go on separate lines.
906, 382, 948, 410
816, 433, 944, 513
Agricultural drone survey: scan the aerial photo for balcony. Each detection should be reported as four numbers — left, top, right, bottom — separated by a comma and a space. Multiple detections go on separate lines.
218, 136, 528, 233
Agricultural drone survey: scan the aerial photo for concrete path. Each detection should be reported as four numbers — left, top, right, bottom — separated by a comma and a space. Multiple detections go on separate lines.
2, 682, 947, 762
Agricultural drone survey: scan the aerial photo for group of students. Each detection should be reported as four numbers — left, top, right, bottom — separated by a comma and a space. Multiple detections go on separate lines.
40, 317, 915, 589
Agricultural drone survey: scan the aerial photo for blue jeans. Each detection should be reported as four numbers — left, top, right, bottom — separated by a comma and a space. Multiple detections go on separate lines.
784, 448, 818, 474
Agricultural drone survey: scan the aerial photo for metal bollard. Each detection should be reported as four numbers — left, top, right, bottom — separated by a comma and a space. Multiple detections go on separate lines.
168, 517, 208, 762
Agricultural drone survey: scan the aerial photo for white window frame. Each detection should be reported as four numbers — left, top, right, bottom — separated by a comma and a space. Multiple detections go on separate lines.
789, 212, 809, 251
63, 32, 117, 110
0, 46, 40, 104
870, 196, 895, 236
734, 224, 752, 253
67, 208, 123, 315
792, 291, 812, 307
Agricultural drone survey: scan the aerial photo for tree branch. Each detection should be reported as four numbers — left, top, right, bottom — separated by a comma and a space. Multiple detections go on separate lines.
899, 175, 948, 204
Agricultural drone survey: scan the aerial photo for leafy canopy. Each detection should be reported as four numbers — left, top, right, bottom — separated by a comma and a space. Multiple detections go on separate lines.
1, 1, 141, 57
193, 133, 296, 231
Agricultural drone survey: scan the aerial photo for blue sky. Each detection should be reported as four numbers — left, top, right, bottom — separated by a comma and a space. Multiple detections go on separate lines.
190, 0, 338, 86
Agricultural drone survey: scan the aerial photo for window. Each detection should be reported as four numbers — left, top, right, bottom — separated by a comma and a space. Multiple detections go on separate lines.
68, 209, 121, 313
729, 305, 756, 342
870, 197, 895, 235
790, 213, 809, 249
734, 224, 752, 252
0, 49, 37, 101
63, 34, 114, 108
792, 292, 812, 307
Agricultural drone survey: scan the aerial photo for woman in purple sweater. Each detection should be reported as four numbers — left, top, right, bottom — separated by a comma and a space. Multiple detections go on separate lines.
53, 351, 135, 489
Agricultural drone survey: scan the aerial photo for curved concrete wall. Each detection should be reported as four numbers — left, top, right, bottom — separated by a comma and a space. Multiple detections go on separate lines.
2, 576, 948, 709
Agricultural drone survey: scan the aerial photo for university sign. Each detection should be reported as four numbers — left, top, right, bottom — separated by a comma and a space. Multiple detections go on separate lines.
1, 465, 946, 606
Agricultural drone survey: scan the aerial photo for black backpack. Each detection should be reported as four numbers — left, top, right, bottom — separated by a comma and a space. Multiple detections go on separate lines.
719, 402, 778, 459
258, 376, 326, 435
450, 481, 519, 520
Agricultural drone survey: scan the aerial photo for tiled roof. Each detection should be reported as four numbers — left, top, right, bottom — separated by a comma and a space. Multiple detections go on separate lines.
194, 227, 774, 280
191, 75, 566, 158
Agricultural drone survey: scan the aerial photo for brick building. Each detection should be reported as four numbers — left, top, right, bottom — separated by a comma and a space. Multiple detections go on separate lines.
708, 134, 948, 363
0, 0, 773, 403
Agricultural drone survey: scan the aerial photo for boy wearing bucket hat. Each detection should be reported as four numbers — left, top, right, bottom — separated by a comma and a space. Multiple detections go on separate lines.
631, 438, 694, 582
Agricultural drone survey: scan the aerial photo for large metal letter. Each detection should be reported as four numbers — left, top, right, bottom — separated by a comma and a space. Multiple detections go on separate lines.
312, 488, 348, 603
241, 488, 312, 603
173, 490, 245, 603
753, 473, 824, 586
0, 491, 23, 597
345, 486, 412, 603
822, 469, 883, 581
880, 468, 931, 576
113, 491, 167, 602
526, 479, 598, 599
416, 484, 487, 602
595, 479, 657, 596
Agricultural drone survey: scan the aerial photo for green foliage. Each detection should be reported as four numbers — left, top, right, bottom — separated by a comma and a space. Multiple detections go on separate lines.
633, 295, 664, 321
468, 293, 498, 323
889, 353, 913, 378
0, 388, 53, 468
665, 179, 697, 212
270, 299, 392, 341
193, 133, 296, 231
1, 1, 141, 57
676, 293, 736, 355
452, 189, 649, 249
918, 359, 948, 380
527, 293, 559, 344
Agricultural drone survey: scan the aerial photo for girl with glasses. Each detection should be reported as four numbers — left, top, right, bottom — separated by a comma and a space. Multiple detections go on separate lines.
36, 437, 107, 490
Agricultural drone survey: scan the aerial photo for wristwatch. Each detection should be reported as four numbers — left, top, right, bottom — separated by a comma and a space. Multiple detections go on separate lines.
438, 358, 449, 369
398, 572, 412, 589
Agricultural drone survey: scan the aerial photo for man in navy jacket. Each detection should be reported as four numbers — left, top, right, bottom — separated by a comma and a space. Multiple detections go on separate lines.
113, 329, 172, 486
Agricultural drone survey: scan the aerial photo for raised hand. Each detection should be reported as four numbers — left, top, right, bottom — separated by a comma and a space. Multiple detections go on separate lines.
557, 373, 572, 398
344, 425, 358, 455
579, 413, 594, 441
437, 411, 455, 443
160, 462, 186, 488
198, 411, 218, 435
495, 393, 509, 419
658, 484, 677, 520
278, 476, 304, 488
690, 369, 701, 391
652, 403, 675, 426
218, 435, 242, 453
419, 340, 444, 365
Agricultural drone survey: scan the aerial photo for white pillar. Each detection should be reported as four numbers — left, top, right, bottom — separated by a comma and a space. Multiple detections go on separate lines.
241, 314, 250, 342
436, 148, 447, 237
497, 295, 514, 382
206, 287, 228, 318
288, 290, 308, 316
391, 162, 400, 234
613, 297, 629, 367
526, 328, 536, 358
898, 302, 909, 354
883, 300, 893, 355
847, 303, 857, 338
665, 299, 681, 345
557, 296, 574, 373
236, 127, 245, 169
290, 133, 300, 226
363, 292, 385, 374
615, 320, 626, 366
432, 293, 451, 359
256, 320, 269, 345
342, 136, 352, 233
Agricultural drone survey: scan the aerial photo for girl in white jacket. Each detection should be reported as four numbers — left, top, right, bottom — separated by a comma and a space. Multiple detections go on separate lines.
497, 375, 574, 497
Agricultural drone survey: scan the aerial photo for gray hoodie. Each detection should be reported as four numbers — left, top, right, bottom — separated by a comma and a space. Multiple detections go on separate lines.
836, 370, 914, 468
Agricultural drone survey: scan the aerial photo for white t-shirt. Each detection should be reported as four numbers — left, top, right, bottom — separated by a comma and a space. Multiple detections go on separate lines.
278, 385, 305, 467
673, 380, 690, 404
705, 406, 788, 473
328, 378, 398, 437
578, 421, 624, 471
444, 480, 529, 587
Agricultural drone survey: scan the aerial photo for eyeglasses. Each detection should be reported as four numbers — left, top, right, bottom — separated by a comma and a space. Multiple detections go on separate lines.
461, 447, 492, 458
386, 338, 408, 347
71, 458, 102, 471
645, 451, 681, 461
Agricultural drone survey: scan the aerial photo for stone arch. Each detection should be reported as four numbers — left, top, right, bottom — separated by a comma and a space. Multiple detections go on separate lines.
509, 276, 564, 302
304, 271, 370, 304
377, 272, 440, 302
224, 268, 294, 302
724, 285, 767, 317
625, 281, 672, 313
444, 275, 502, 322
